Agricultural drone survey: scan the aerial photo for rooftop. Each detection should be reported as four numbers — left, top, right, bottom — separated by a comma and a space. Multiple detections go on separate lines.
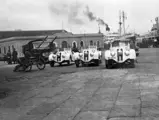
0, 32, 104, 43
0, 29, 68, 39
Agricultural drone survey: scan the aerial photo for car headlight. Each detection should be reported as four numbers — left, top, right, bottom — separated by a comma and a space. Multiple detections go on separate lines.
53, 55, 56, 58
90, 53, 94, 57
62, 55, 65, 58
125, 50, 130, 56
79, 53, 83, 57
125, 47, 130, 51
110, 51, 115, 56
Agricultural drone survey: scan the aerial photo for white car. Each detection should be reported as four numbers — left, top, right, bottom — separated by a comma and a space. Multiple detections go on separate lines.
104, 38, 136, 68
73, 46, 102, 67
48, 48, 73, 67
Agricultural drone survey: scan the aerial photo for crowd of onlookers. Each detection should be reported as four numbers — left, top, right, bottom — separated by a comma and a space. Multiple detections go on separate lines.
2, 48, 18, 64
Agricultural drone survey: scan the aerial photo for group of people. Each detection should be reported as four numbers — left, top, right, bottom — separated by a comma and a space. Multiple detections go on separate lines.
5, 48, 18, 64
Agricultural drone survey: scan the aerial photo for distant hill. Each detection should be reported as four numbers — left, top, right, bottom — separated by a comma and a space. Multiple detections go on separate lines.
0, 30, 67, 39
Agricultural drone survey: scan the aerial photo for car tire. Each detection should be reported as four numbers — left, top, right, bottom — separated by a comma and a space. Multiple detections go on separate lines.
70, 56, 73, 62
50, 61, 54, 67
75, 60, 80, 68
81, 62, 85, 67
130, 60, 135, 68
67, 60, 70, 65
105, 60, 111, 69
59, 63, 62, 66
95, 60, 99, 66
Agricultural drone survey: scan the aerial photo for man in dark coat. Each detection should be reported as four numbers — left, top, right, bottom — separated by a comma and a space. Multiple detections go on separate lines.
12, 48, 18, 64
24, 50, 32, 66
7, 50, 12, 64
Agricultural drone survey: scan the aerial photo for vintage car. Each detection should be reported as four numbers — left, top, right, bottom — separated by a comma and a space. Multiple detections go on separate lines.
104, 38, 136, 68
48, 48, 73, 67
73, 46, 102, 67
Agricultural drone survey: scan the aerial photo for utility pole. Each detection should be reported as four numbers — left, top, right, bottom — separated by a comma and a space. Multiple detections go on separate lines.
119, 10, 122, 36
155, 17, 159, 36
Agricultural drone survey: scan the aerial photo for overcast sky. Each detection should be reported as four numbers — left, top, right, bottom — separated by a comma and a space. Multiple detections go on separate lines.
0, 0, 159, 34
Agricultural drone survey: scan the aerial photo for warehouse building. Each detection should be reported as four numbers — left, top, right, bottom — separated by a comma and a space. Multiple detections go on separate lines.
0, 30, 104, 57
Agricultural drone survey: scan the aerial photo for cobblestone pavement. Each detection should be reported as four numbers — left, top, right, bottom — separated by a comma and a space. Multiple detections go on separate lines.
0, 48, 159, 120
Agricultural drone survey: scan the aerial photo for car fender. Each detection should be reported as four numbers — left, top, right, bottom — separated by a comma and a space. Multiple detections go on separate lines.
104, 50, 111, 60
48, 53, 55, 61
129, 49, 136, 59
91, 52, 98, 59
73, 52, 80, 60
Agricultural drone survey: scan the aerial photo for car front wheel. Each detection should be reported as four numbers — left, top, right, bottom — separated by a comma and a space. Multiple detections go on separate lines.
105, 60, 112, 69
75, 60, 79, 68
50, 61, 54, 67
130, 59, 135, 68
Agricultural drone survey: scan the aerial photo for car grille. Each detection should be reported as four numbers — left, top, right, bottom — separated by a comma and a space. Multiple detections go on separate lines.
57, 53, 61, 61
84, 51, 89, 60
117, 49, 123, 61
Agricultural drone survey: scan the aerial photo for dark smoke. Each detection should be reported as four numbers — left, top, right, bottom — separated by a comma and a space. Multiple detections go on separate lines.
84, 6, 110, 31
97, 18, 105, 25
85, 6, 96, 21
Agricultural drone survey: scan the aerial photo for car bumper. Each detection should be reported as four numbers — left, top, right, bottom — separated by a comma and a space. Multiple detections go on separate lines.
79, 59, 99, 64
107, 59, 134, 64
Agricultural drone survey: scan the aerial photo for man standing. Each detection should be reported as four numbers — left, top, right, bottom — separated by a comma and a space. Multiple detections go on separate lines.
7, 50, 12, 64
12, 48, 18, 64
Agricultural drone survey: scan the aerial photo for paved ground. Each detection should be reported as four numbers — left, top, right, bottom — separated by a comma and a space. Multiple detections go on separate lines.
0, 48, 159, 120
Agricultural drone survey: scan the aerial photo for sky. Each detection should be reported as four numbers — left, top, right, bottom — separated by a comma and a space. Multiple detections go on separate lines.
0, 0, 159, 35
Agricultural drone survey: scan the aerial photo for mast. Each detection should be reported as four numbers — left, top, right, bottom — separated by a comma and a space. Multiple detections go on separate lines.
122, 11, 127, 36
119, 10, 122, 36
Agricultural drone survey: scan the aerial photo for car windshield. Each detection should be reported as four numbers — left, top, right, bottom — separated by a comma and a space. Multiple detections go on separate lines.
112, 41, 129, 47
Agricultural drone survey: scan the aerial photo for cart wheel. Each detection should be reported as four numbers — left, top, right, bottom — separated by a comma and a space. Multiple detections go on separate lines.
37, 60, 45, 70
25, 65, 32, 72
13, 64, 21, 72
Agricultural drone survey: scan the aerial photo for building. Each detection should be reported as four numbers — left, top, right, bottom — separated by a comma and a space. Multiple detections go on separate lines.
104, 32, 120, 42
0, 30, 104, 57
0, 30, 68, 39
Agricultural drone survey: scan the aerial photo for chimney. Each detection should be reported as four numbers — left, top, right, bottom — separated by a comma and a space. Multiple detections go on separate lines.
98, 23, 101, 33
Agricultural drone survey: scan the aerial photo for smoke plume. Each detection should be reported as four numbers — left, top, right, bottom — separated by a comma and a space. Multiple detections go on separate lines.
84, 6, 96, 21
49, 2, 85, 25
84, 5, 110, 31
